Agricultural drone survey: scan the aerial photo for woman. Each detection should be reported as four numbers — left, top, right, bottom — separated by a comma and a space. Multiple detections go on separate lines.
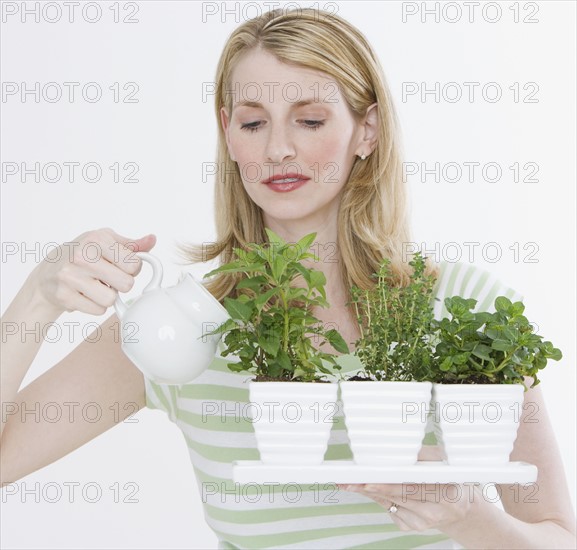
1, 8, 575, 549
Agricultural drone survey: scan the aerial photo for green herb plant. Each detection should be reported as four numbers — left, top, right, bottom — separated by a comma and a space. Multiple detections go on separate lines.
201, 228, 349, 382
432, 296, 562, 388
349, 252, 437, 382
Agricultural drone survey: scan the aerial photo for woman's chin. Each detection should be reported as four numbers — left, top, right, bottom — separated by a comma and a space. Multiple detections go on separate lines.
262, 207, 312, 223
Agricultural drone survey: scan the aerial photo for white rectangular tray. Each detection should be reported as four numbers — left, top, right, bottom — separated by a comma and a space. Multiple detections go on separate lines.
233, 460, 537, 484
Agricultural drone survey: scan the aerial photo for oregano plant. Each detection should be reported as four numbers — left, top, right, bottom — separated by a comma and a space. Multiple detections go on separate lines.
201, 228, 349, 382
431, 295, 562, 388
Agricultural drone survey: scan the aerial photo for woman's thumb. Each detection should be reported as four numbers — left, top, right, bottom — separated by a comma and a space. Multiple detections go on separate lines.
133, 233, 157, 252
112, 230, 157, 252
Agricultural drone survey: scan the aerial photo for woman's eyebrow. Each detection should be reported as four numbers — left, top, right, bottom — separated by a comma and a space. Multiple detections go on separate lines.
232, 98, 328, 111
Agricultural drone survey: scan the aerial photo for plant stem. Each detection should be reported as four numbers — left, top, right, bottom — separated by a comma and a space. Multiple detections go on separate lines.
492, 344, 522, 372
280, 286, 289, 354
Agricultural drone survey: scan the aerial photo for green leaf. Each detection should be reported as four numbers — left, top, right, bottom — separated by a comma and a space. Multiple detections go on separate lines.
495, 296, 513, 314
471, 343, 493, 362
203, 261, 243, 278
312, 295, 330, 308
258, 330, 281, 357
264, 228, 286, 247
486, 327, 504, 340
439, 357, 453, 371
223, 297, 253, 322
208, 263, 266, 276
271, 253, 286, 281
201, 317, 237, 338
502, 326, 520, 341
293, 263, 311, 285
511, 301, 525, 316
295, 232, 317, 257
325, 329, 350, 354
276, 349, 292, 371
308, 270, 326, 299
453, 353, 469, 365
238, 344, 257, 360
461, 297, 477, 310
236, 275, 268, 291
292, 367, 307, 379
475, 312, 493, 325
491, 340, 516, 352
255, 287, 279, 310
534, 354, 547, 369
286, 287, 308, 301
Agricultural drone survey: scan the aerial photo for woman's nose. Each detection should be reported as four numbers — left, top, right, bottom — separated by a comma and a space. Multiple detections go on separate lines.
265, 123, 296, 164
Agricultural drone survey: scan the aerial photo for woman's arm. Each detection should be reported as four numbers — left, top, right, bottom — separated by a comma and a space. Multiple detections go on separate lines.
1, 228, 155, 484
1, 308, 146, 485
1, 273, 65, 441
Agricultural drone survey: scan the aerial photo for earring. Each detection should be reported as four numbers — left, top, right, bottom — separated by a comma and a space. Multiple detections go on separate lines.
360, 154, 366, 160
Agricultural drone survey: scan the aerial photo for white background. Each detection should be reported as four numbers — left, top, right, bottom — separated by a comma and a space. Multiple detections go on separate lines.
1, 1, 575, 548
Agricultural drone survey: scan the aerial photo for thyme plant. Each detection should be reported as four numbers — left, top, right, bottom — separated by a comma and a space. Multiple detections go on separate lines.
350, 252, 437, 381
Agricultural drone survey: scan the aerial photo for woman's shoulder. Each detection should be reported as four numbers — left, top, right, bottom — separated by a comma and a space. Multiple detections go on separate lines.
431, 260, 524, 319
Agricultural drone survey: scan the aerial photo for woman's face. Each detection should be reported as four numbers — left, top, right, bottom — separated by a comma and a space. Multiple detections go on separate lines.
220, 48, 369, 229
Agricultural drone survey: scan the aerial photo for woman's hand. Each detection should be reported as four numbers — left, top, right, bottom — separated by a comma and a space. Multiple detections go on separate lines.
28, 227, 156, 317
338, 482, 478, 532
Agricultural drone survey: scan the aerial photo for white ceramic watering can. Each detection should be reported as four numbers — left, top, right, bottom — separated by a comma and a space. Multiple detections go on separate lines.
114, 252, 230, 384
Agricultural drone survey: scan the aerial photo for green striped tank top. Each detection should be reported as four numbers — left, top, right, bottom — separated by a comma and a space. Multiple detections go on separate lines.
143, 261, 522, 549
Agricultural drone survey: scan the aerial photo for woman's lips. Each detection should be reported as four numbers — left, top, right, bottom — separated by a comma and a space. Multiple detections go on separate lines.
262, 173, 310, 192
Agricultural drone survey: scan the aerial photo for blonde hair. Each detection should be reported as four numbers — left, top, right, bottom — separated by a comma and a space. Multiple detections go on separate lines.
177, 7, 436, 306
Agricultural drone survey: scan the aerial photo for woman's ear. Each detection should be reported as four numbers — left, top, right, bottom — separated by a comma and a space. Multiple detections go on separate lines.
355, 102, 378, 157
220, 106, 236, 161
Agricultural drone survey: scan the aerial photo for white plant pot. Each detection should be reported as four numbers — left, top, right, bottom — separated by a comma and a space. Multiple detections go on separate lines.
432, 383, 525, 465
249, 381, 338, 465
340, 381, 433, 465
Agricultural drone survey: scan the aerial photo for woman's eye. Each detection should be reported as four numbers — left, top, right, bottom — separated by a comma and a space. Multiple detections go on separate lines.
301, 120, 325, 130
240, 121, 262, 133
239, 119, 325, 133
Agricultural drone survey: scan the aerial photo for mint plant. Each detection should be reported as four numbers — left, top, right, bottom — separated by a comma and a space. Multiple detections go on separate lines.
349, 252, 438, 381
201, 228, 349, 382
432, 296, 562, 388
